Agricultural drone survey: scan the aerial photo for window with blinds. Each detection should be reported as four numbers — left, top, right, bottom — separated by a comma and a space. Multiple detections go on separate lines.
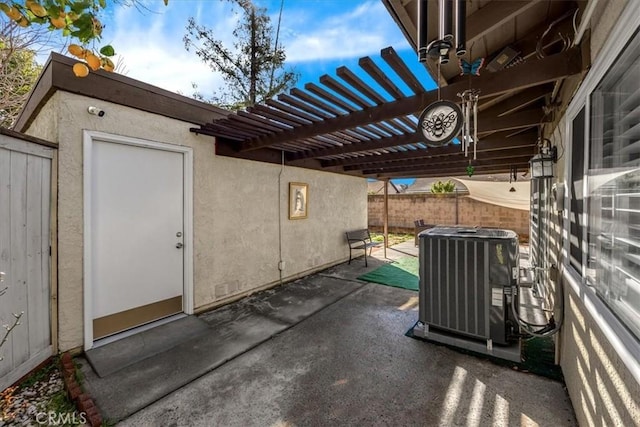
530, 179, 541, 267
587, 29, 640, 340
531, 179, 551, 280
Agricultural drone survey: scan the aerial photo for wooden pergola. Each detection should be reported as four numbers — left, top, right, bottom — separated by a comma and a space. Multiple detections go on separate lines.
192, 0, 586, 180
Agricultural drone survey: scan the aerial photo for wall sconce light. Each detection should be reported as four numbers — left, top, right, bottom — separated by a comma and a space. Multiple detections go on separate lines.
530, 145, 557, 179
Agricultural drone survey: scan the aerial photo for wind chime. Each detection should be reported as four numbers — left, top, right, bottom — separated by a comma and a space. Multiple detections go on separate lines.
415, 0, 483, 176
458, 89, 479, 160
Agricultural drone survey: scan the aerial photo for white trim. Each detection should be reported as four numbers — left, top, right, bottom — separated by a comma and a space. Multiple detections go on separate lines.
82, 131, 194, 351
183, 142, 194, 315
83, 133, 93, 351
582, 96, 590, 280
566, 1, 640, 118
562, 0, 640, 385
561, 117, 570, 275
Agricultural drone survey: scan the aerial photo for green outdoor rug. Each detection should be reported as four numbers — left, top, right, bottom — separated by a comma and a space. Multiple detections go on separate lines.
357, 256, 419, 291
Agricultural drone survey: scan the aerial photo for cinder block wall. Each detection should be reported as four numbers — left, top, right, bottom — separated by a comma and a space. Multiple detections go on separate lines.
368, 194, 529, 238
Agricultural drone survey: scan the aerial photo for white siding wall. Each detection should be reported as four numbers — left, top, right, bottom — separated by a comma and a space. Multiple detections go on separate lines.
0, 134, 53, 390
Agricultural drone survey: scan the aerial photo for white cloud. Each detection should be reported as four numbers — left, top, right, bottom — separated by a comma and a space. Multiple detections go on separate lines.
280, 0, 409, 63
104, 1, 237, 96
100, 0, 411, 96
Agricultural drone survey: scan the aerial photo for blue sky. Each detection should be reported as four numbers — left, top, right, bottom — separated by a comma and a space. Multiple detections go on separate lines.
97, 0, 423, 184
97, 0, 434, 99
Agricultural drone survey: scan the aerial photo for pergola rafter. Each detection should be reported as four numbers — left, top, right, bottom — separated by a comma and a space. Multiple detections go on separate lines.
192, 1, 584, 179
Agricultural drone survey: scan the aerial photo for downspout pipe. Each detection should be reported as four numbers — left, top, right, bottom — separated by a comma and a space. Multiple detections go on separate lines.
278, 151, 284, 284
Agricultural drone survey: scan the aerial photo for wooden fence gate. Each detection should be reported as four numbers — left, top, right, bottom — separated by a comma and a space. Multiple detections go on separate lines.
0, 130, 55, 391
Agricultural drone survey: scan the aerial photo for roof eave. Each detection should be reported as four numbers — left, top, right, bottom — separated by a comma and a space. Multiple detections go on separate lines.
14, 52, 229, 133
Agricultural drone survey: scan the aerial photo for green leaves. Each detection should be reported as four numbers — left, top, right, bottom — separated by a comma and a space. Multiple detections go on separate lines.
0, 42, 43, 127
47, 4, 63, 17
431, 180, 457, 194
68, 12, 95, 42
99, 44, 114, 57
69, 0, 91, 15
3, 0, 169, 77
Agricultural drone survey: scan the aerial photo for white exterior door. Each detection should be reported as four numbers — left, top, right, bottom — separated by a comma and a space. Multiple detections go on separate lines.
88, 138, 185, 340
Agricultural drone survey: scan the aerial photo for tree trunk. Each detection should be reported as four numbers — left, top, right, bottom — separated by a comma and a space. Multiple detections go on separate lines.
249, 8, 257, 106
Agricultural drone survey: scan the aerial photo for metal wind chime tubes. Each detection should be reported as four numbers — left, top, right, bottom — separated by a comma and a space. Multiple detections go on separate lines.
417, 0, 429, 62
415, 0, 478, 159
458, 89, 479, 159
418, 0, 466, 64
454, 0, 466, 57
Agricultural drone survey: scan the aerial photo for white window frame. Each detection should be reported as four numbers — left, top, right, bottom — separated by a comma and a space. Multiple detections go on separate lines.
564, 0, 640, 384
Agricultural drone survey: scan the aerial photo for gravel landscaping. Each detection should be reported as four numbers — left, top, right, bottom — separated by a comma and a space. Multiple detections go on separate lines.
1, 362, 84, 426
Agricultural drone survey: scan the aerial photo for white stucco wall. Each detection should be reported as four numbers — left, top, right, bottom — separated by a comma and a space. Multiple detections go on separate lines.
542, 1, 640, 425
24, 99, 58, 143
25, 91, 367, 351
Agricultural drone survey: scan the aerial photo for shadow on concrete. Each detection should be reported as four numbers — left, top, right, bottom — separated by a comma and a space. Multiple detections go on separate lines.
79, 242, 576, 426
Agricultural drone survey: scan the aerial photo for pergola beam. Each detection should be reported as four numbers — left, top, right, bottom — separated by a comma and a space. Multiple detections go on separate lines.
319, 131, 536, 167
466, 1, 543, 46
343, 147, 535, 172
372, 163, 531, 179
477, 109, 547, 134
361, 155, 533, 175
480, 85, 551, 117
287, 132, 418, 162
240, 47, 581, 152
287, 108, 543, 163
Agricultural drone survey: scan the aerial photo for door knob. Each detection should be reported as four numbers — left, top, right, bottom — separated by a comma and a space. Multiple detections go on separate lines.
0, 272, 4, 282
176, 243, 183, 249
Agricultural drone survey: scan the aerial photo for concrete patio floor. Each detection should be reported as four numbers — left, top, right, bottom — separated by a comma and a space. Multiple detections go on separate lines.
80, 241, 576, 426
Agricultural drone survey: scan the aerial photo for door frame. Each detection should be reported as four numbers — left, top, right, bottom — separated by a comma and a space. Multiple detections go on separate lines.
82, 131, 194, 350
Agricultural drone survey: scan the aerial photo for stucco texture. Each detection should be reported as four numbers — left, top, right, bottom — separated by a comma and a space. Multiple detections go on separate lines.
544, 115, 635, 427
25, 91, 366, 351
550, 109, 640, 427
589, 0, 628, 61
543, 2, 640, 425
561, 281, 640, 426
